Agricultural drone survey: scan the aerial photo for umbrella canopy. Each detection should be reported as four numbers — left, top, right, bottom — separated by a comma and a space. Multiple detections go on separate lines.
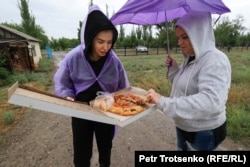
110, 0, 230, 25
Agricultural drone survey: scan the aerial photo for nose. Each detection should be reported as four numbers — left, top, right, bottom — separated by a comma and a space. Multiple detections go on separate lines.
102, 43, 109, 51
178, 39, 183, 46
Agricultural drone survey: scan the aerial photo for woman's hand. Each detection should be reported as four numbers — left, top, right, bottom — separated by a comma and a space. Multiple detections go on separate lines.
65, 96, 75, 101
147, 88, 161, 104
165, 55, 176, 67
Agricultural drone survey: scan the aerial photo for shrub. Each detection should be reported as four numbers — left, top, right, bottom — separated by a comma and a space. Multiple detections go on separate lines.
0, 51, 7, 66
2, 111, 14, 125
0, 67, 9, 79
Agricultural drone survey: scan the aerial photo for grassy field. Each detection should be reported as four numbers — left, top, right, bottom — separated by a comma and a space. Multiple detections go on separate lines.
0, 49, 250, 146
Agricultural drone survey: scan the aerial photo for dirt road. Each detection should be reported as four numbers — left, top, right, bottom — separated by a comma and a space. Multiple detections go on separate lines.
0, 106, 177, 167
0, 52, 248, 167
0, 107, 248, 167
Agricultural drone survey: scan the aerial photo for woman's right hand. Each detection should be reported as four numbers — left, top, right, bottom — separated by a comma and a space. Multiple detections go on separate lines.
165, 55, 176, 67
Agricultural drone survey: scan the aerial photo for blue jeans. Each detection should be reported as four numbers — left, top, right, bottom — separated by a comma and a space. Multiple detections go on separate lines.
176, 128, 218, 151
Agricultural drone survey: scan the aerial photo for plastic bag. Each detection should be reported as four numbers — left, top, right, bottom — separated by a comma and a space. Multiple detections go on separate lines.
90, 91, 114, 111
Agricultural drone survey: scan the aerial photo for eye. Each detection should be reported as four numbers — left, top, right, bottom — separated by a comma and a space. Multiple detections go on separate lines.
97, 40, 104, 44
181, 35, 189, 40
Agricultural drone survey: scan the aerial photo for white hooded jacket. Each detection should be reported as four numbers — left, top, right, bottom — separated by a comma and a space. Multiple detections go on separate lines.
157, 11, 231, 132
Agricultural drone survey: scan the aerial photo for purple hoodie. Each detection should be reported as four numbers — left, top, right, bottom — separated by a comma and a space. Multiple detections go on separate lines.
53, 5, 130, 99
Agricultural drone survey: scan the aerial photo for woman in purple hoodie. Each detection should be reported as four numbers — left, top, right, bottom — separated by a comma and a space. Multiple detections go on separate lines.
53, 5, 130, 167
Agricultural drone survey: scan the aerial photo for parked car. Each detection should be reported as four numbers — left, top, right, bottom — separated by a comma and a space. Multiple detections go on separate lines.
135, 45, 148, 52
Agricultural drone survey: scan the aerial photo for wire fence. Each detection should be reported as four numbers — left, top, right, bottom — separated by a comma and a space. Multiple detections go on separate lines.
114, 46, 250, 56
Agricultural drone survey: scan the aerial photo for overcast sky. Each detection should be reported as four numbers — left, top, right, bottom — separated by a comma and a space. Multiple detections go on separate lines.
1, 0, 250, 39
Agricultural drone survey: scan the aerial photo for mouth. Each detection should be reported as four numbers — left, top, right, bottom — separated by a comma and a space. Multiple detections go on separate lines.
100, 52, 106, 56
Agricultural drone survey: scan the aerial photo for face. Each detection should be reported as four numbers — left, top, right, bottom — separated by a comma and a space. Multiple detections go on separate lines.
175, 26, 195, 56
91, 30, 113, 60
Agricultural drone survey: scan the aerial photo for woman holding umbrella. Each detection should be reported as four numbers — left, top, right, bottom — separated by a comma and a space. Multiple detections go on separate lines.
147, 11, 231, 151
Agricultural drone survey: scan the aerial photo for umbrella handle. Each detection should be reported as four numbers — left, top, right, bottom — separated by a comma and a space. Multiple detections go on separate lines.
167, 57, 172, 78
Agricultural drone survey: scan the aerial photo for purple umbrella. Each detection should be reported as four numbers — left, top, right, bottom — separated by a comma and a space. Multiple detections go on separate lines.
111, 0, 230, 25
110, 0, 230, 73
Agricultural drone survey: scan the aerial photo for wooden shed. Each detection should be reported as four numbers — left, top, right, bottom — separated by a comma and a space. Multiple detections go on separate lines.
0, 24, 42, 71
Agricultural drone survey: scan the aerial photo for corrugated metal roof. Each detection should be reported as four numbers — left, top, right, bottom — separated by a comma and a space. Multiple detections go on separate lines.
0, 24, 41, 42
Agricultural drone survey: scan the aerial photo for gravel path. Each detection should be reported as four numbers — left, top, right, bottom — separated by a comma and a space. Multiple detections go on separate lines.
0, 108, 177, 167
0, 104, 248, 167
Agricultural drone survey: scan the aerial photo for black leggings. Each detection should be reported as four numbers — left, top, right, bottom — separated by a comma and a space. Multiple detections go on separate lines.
72, 117, 115, 167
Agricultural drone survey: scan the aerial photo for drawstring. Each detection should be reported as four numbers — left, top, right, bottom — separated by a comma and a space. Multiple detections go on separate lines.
184, 63, 196, 96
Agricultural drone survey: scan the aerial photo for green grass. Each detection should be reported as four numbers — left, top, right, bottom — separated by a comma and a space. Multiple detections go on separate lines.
2, 111, 14, 125
119, 50, 250, 145
120, 54, 183, 96
2, 57, 54, 88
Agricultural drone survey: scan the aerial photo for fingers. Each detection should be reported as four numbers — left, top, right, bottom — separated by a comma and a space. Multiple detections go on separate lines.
147, 89, 155, 104
65, 97, 75, 101
147, 89, 162, 104
165, 55, 172, 67
165, 55, 175, 67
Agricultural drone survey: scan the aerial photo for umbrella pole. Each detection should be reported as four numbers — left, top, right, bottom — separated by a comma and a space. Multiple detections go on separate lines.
166, 22, 170, 54
166, 22, 171, 78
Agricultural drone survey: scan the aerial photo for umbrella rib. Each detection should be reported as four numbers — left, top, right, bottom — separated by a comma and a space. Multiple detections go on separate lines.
213, 15, 221, 27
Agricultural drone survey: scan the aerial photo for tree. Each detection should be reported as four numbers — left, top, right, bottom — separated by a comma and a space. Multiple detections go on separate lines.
119, 25, 125, 42
155, 21, 177, 49
147, 26, 153, 47
214, 15, 246, 47
88, 0, 93, 8
106, 4, 109, 18
49, 38, 60, 51
2, 22, 24, 32
142, 25, 148, 42
77, 21, 82, 42
130, 28, 137, 47
58, 37, 70, 51
18, 0, 48, 48
136, 26, 142, 41
18, 0, 33, 34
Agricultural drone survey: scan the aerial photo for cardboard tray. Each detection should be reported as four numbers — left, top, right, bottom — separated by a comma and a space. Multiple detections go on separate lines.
7, 82, 155, 127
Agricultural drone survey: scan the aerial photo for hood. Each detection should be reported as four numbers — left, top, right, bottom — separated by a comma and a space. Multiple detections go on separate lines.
175, 11, 215, 61
80, 5, 118, 54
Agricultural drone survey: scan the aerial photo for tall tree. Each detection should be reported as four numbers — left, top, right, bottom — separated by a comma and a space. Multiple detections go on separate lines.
18, 0, 48, 48
142, 25, 148, 41
106, 4, 109, 18
18, 0, 36, 36
130, 27, 137, 47
88, 0, 93, 8
136, 26, 142, 40
148, 26, 153, 46
77, 21, 82, 42
119, 25, 125, 42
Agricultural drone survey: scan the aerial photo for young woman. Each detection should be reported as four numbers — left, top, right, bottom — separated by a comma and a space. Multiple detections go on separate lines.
53, 5, 130, 166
